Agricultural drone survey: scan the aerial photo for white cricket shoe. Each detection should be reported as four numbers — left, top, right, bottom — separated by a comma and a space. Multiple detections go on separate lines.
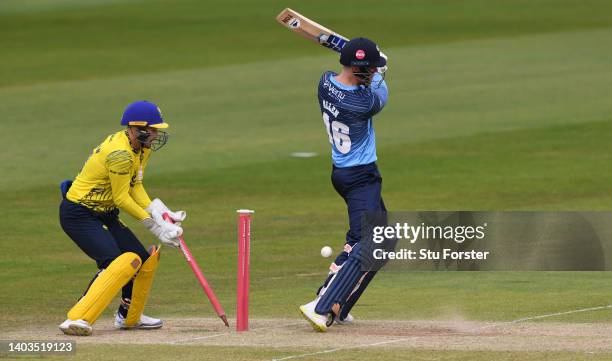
299, 300, 329, 332
114, 312, 163, 330
59, 319, 92, 336
334, 313, 354, 325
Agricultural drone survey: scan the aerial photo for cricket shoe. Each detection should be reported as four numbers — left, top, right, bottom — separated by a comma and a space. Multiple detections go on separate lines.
334, 313, 354, 325
59, 319, 92, 336
326, 303, 353, 326
299, 300, 330, 332
114, 312, 163, 330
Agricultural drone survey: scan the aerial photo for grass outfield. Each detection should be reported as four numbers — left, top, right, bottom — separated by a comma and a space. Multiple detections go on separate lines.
1, 0, 612, 359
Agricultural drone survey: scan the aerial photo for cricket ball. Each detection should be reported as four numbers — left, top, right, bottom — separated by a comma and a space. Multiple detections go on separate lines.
320, 246, 333, 258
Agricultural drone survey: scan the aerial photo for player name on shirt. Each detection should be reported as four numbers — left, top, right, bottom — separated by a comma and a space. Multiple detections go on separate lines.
322, 100, 340, 118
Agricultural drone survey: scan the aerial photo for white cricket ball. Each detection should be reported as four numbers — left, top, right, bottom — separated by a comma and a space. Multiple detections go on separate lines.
321, 246, 333, 258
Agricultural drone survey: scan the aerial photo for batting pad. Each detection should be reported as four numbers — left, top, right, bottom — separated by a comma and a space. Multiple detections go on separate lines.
67, 252, 141, 324
126, 245, 160, 326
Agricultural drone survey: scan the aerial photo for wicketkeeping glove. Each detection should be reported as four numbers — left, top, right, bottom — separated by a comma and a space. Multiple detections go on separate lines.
142, 209, 183, 248
146, 198, 186, 225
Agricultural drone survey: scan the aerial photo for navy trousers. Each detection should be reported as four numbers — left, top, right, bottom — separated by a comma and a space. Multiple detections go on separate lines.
59, 198, 149, 300
316, 162, 386, 316
331, 162, 386, 265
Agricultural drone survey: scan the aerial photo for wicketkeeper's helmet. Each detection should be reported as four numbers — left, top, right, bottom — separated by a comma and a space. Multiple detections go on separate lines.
120, 100, 169, 129
121, 100, 169, 151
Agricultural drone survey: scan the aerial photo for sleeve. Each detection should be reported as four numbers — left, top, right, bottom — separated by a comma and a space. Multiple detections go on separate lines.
130, 183, 152, 209
106, 150, 150, 221
369, 73, 389, 116
130, 149, 152, 208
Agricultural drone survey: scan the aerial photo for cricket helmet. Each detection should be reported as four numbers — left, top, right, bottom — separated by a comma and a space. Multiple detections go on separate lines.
121, 100, 169, 151
339, 37, 386, 68
120, 100, 169, 129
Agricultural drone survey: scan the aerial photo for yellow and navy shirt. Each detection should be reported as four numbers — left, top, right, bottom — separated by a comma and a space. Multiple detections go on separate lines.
67, 130, 152, 221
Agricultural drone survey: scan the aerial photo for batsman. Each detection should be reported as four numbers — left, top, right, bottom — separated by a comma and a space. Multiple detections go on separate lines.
58, 100, 186, 336
300, 38, 389, 332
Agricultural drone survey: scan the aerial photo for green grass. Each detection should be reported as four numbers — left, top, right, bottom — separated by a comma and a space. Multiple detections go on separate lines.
2, 0, 612, 87
1, 0, 612, 359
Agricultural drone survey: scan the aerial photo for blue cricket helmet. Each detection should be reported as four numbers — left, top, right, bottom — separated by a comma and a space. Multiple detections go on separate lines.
120, 100, 169, 129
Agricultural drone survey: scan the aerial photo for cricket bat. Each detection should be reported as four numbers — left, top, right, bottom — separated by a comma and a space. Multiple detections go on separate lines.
276, 8, 387, 68
276, 8, 349, 53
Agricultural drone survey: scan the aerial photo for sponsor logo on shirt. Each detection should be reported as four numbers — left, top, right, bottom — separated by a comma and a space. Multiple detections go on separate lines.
323, 79, 346, 101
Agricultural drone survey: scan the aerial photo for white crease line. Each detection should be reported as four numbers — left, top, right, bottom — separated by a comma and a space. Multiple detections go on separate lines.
473, 304, 612, 331
271, 338, 417, 361
167, 332, 228, 344
271, 304, 612, 361
167, 321, 304, 345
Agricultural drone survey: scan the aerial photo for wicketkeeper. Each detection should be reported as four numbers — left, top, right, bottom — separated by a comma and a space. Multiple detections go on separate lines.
300, 38, 389, 332
58, 100, 185, 336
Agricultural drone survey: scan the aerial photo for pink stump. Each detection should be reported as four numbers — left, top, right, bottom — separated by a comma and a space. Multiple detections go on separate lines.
236, 209, 254, 331
163, 213, 229, 327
